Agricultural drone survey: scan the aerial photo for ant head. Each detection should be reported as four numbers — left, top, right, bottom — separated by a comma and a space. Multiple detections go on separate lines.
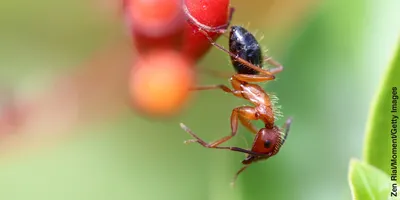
252, 126, 283, 155
242, 126, 283, 165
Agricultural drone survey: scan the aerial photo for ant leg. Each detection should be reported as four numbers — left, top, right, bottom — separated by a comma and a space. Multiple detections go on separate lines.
183, 106, 257, 147
280, 117, 293, 145
233, 73, 276, 83
236, 105, 275, 132
197, 29, 275, 77
199, 67, 234, 79
213, 7, 235, 33
231, 165, 250, 186
184, 107, 240, 147
190, 85, 243, 95
227, 7, 235, 28
238, 116, 258, 135
180, 123, 266, 156
190, 84, 233, 93
264, 56, 284, 75
206, 106, 259, 147
190, 85, 246, 99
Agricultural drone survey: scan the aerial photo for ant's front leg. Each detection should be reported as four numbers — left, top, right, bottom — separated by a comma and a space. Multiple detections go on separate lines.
182, 106, 253, 147
181, 106, 260, 148
180, 123, 266, 157
238, 116, 258, 135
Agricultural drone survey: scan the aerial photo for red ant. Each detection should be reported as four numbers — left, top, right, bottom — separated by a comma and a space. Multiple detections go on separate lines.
180, 18, 293, 184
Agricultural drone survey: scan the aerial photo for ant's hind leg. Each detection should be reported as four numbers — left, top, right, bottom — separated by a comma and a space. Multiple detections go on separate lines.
185, 5, 234, 33
264, 56, 284, 75
212, 7, 235, 34
233, 73, 276, 83
202, 7, 236, 34
199, 67, 234, 79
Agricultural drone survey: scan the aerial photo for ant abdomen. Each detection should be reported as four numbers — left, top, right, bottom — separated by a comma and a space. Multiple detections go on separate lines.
229, 26, 263, 75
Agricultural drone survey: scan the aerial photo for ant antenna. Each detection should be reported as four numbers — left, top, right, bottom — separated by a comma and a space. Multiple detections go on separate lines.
230, 165, 250, 187
280, 117, 292, 145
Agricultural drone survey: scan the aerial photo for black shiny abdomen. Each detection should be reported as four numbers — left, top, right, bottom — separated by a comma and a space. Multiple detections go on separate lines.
229, 26, 263, 75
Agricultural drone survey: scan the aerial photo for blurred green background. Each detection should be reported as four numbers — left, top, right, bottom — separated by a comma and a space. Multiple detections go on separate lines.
0, 0, 399, 200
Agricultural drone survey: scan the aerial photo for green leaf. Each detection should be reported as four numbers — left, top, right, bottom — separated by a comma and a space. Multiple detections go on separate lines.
363, 38, 400, 175
348, 159, 393, 200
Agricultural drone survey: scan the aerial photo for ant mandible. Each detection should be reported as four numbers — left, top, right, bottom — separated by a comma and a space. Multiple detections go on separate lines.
180, 13, 293, 184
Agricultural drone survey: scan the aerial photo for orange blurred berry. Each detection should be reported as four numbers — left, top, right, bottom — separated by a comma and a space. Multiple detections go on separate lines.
129, 50, 195, 116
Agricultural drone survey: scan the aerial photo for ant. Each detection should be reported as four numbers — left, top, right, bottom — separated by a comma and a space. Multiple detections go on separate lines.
180, 13, 293, 184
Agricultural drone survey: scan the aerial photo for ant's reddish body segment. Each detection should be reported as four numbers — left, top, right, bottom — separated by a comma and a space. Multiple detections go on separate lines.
181, 10, 293, 184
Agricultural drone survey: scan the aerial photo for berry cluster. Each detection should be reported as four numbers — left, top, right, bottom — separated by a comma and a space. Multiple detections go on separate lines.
124, 0, 232, 117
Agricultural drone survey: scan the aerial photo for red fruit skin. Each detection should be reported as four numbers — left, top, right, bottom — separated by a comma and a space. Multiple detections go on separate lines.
181, 0, 232, 61
129, 50, 195, 117
132, 31, 185, 54
123, 0, 186, 53
184, 0, 231, 28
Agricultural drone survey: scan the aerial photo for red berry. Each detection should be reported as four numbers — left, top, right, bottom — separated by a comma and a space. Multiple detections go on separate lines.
125, 0, 234, 117
184, 0, 231, 28
181, 0, 232, 61
124, 0, 186, 53
129, 50, 195, 117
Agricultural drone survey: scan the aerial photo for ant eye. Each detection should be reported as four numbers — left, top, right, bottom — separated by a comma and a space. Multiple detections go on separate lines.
264, 140, 271, 148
